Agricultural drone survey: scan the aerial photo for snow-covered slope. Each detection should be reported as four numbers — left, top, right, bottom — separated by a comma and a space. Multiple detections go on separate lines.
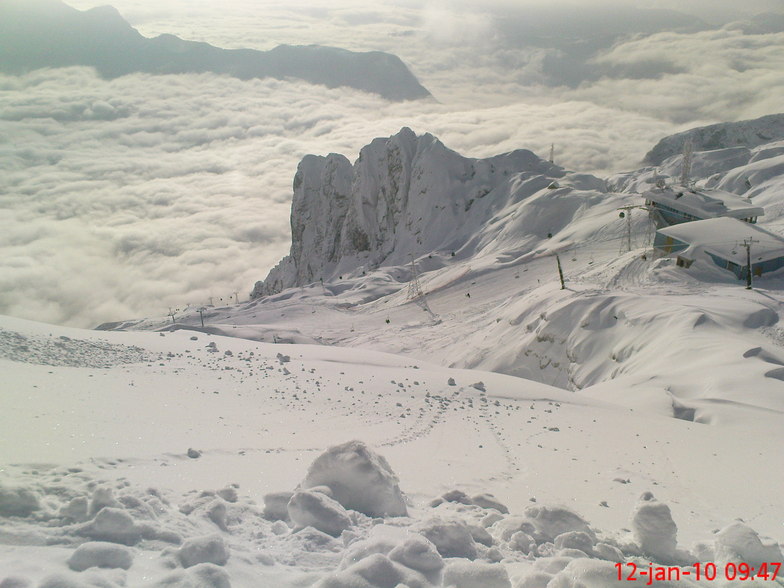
244, 128, 784, 422
643, 113, 784, 166
4, 126, 784, 586
2, 315, 783, 587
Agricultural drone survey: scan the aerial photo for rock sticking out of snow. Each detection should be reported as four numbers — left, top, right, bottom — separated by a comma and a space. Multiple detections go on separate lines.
288, 490, 352, 537
631, 492, 678, 563
178, 534, 230, 568
300, 440, 407, 517
67, 541, 134, 571
442, 561, 511, 588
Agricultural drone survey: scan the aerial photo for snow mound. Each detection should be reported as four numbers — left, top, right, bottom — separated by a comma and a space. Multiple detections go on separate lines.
0, 484, 40, 517
178, 534, 230, 568
300, 440, 407, 517
287, 490, 353, 537
263, 490, 293, 521
714, 521, 783, 566
66, 541, 134, 571
442, 561, 511, 588
415, 518, 478, 559
152, 563, 231, 588
388, 535, 444, 581
76, 507, 144, 545
553, 531, 595, 555
523, 505, 594, 543
631, 492, 678, 563
317, 553, 431, 588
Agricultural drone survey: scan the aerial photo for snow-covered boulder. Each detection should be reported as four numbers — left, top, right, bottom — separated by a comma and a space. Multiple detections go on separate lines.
287, 490, 352, 537
631, 492, 678, 563
442, 561, 511, 588
299, 440, 407, 517
67, 541, 134, 571
713, 522, 783, 566
178, 534, 230, 568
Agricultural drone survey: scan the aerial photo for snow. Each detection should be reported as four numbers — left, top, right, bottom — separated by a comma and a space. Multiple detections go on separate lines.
631, 493, 679, 564
287, 490, 353, 537
656, 217, 784, 265
2, 127, 784, 586
66, 543, 133, 572
299, 440, 408, 517
441, 561, 511, 588
177, 535, 230, 568
714, 523, 784, 567
643, 185, 763, 221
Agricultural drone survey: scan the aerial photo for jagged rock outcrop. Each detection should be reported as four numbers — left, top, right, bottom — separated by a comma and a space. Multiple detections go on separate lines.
252, 128, 572, 297
644, 113, 784, 166
0, 0, 431, 101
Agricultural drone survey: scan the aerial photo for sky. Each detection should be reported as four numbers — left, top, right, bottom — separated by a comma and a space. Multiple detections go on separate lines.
2, 0, 784, 327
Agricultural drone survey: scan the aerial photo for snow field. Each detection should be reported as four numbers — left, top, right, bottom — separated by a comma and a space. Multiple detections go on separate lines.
2, 316, 783, 586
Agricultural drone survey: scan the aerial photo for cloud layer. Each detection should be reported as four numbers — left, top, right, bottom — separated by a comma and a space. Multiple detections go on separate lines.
3, 0, 783, 327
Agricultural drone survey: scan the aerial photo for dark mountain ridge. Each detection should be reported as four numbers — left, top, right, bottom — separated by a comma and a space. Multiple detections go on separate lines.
0, 0, 432, 101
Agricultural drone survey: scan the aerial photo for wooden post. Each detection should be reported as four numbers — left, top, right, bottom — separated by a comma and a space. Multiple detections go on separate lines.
556, 254, 565, 289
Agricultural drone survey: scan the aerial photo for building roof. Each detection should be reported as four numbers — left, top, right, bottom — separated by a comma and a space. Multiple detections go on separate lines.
657, 217, 784, 265
643, 185, 764, 221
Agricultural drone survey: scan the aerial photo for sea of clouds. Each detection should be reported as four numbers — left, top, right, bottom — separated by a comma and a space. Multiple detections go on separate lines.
2, 0, 783, 327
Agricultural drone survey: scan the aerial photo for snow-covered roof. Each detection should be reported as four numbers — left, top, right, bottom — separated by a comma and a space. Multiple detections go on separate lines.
643, 186, 764, 221
657, 217, 784, 265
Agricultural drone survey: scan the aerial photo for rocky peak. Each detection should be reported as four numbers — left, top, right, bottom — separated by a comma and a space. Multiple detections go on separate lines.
252, 128, 566, 298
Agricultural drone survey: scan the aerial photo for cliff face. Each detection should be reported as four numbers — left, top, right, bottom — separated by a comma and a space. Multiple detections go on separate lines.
252, 127, 568, 297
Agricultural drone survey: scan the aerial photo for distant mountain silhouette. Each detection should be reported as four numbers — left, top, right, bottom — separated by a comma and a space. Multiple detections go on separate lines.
0, 0, 432, 101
